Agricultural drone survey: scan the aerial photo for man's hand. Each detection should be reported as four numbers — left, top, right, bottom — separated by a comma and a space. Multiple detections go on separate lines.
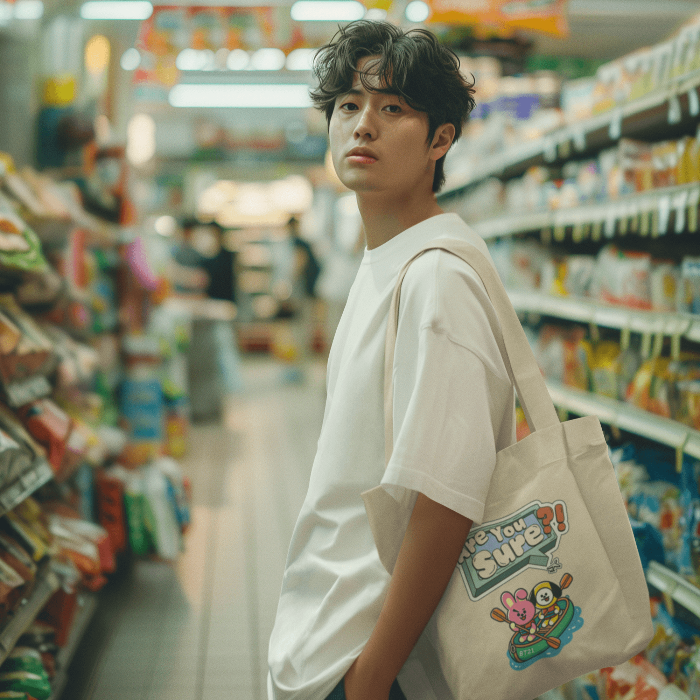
343, 492, 473, 699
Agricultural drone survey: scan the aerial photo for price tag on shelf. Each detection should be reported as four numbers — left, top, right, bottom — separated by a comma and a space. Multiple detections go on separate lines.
674, 190, 689, 233
689, 88, 700, 117
688, 187, 700, 233
572, 223, 584, 242
658, 195, 672, 235
554, 225, 566, 242
605, 208, 617, 238
1, 481, 23, 510
668, 94, 682, 125
608, 109, 623, 140
543, 137, 557, 163
558, 139, 571, 160
591, 220, 603, 241
572, 128, 586, 152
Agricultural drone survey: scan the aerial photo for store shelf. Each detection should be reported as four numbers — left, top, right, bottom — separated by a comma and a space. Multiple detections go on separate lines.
0, 567, 60, 667
440, 71, 700, 200
545, 380, 700, 460
472, 183, 700, 240
509, 290, 700, 341
647, 561, 700, 620
48, 593, 98, 700
0, 458, 53, 516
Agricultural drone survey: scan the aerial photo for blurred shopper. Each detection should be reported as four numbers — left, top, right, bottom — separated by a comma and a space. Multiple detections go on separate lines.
272, 216, 323, 382
268, 20, 514, 700
172, 219, 243, 419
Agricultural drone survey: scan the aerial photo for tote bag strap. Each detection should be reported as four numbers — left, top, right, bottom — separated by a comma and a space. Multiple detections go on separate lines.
384, 238, 559, 466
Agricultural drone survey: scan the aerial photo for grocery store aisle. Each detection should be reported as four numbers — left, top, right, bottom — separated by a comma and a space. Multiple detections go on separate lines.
64, 357, 326, 700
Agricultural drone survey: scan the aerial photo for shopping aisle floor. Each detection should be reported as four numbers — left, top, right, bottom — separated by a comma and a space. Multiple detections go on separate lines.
63, 357, 327, 700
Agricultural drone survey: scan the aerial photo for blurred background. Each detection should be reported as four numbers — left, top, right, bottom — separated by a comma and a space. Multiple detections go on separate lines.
0, 1, 699, 699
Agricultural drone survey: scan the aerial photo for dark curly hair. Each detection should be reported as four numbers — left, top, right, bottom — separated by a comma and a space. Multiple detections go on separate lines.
310, 20, 476, 192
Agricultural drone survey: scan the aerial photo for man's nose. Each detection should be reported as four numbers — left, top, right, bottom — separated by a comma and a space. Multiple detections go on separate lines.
353, 106, 376, 140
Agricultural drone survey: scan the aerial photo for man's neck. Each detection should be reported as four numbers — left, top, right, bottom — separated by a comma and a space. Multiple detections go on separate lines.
357, 191, 444, 250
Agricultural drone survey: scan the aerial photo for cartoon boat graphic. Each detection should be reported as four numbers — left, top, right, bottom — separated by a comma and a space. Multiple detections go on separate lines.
508, 597, 574, 663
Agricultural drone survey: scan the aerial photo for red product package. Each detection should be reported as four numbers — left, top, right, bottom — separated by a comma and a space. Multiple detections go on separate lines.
18, 400, 71, 472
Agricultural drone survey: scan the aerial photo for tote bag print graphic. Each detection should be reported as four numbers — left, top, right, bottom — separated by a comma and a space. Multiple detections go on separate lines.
363, 238, 654, 700
460, 500, 584, 669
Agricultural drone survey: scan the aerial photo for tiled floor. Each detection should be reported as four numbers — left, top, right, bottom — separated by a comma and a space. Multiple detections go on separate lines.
63, 358, 326, 700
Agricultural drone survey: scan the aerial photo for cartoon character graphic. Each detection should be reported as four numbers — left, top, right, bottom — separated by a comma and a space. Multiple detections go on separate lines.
500, 589, 536, 642
530, 580, 563, 629
491, 574, 575, 664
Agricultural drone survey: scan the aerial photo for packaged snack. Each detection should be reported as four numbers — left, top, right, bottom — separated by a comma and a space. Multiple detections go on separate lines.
18, 400, 72, 473
650, 263, 680, 313
619, 139, 653, 195
4, 649, 46, 677
592, 246, 653, 310
589, 341, 622, 399
627, 358, 673, 418
677, 257, 700, 314
0, 671, 51, 700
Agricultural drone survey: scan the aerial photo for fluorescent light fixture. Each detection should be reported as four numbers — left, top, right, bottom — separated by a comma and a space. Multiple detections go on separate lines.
286, 48, 316, 71
250, 48, 286, 71
176, 48, 207, 71
169, 84, 312, 108
405, 0, 429, 22
291, 0, 364, 21
120, 48, 141, 71
80, 1, 153, 20
364, 8, 387, 20
0, 3, 12, 24
14, 0, 44, 20
227, 49, 249, 70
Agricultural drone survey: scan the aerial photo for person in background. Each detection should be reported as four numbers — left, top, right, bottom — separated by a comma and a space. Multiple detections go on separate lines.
268, 20, 515, 700
171, 218, 243, 410
273, 216, 323, 383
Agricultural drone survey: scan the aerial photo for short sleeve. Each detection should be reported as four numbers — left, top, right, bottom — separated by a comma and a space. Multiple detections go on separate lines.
380, 249, 515, 525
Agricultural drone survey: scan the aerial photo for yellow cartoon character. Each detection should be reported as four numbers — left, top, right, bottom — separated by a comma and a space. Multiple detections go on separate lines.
530, 580, 564, 629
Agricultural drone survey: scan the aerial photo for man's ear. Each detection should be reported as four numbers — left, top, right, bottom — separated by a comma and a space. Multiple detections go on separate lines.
429, 123, 456, 162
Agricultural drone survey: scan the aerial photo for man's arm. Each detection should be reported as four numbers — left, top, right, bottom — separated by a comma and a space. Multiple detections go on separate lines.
344, 492, 473, 700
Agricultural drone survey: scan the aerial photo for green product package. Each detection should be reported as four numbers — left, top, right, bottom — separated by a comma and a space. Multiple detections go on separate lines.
0, 228, 48, 274
124, 490, 155, 556
0, 657, 46, 677
0, 670, 51, 700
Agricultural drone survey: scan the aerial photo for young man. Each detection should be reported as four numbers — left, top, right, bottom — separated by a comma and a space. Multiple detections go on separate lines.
268, 20, 516, 700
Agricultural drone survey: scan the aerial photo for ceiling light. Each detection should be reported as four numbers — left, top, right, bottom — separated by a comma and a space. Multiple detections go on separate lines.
0, 4, 12, 24
250, 49, 287, 70
291, 1, 365, 21
286, 48, 316, 71
168, 84, 312, 108
176, 48, 206, 71
80, 1, 153, 20
227, 49, 249, 70
250, 48, 286, 71
364, 8, 387, 20
14, 0, 44, 20
120, 48, 141, 71
405, 0, 429, 22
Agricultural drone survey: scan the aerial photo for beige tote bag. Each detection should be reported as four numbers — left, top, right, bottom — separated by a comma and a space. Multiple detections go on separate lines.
362, 238, 654, 700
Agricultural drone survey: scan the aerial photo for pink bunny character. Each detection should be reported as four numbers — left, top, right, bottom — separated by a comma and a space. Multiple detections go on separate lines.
501, 589, 536, 642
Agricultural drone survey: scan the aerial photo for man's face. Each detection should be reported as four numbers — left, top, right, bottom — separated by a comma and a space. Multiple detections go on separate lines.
328, 56, 435, 196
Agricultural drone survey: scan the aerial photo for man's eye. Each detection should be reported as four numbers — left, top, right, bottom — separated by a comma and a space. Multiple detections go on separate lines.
341, 102, 358, 111
384, 104, 402, 113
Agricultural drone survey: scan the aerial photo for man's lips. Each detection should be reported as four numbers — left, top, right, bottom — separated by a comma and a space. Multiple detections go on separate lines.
348, 155, 377, 164
346, 148, 378, 164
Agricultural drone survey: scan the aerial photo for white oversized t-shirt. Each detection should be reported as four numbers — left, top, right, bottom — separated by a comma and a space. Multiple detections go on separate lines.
268, 213, 516, 700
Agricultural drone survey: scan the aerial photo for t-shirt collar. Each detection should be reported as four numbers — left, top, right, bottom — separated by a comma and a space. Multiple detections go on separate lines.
361, 212, 464, 269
